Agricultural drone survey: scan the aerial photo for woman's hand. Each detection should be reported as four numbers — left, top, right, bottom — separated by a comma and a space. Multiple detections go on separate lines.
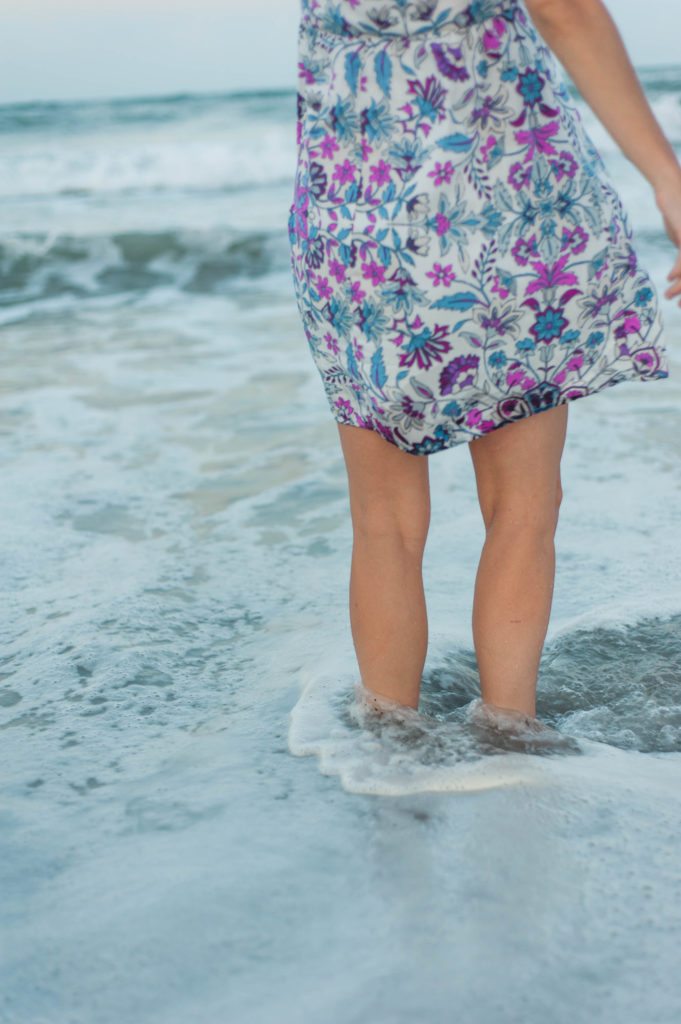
655, 181, 681, 305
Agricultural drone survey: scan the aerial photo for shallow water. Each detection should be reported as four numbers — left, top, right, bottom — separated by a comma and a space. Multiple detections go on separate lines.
2, 76, 681, 1022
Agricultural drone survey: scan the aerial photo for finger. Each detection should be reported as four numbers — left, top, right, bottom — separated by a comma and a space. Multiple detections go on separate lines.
664, 275, 681, 296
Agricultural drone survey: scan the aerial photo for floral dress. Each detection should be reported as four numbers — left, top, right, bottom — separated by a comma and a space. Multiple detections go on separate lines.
287, 0, 670, 455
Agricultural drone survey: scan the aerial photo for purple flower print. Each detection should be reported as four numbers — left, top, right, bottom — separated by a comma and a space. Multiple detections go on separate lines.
626, 246, 638, 276
631, 347, 663, 376
530, 305, 569, 344
471, 94, 503, 130
614, 311, 642, 339
304, 235, 325, 270
400, 320, 451, 371
316, 275, 333, 300
407, 75, 448, 122
298, 60, 315, 86
350, 280, 366, 304
426, 262, 456, 287
428, 161, 455, 186
483, 18, 506, 54
566, 352, 584, 372
440, 353, 479, 394
482, 38, 499, 58
353, 413, 374, 430
362, 261, 387, 286
333, 160, 357, 185
320, 134, 340, 160
505, 366, 525, 387
563, 385, 589, 400
308, 161, 328, 199
508, 161, 532, 192
525, 254, 579, 296
515, 121, 559, 162
328, 259, 347, 283
480, 310, 514, 335
550, 150, 578, 181
512, 234, 539, 266
492, 273, 510, 299
399, 394, 426, 423
466, 409, 496, 432
370, 160, 392, 186
480, 134, 498, 163
431, 42, 470, 82
561, 225, 589, 255
583, 286, 619, 317
334, 397, 355, 422
324, 332, 340, 355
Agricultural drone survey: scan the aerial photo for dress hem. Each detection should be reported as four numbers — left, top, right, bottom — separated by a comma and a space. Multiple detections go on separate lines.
327, 368, 671, 457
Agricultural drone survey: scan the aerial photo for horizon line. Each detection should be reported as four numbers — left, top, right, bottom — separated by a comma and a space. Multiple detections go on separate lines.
1, 59, 680, 110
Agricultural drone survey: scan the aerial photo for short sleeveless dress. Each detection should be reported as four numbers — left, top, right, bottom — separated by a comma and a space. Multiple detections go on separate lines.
287, 0, 670, 455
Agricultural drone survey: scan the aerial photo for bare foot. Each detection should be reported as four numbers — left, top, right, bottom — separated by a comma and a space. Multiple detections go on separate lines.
466, 698, 581, 755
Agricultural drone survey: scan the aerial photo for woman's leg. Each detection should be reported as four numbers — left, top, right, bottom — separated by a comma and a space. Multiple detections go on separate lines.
468, 405, 568, 718
337, 423, 431, 709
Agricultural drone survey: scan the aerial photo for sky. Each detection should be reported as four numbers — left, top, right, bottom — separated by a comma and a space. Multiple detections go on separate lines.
0, 0, 680, 105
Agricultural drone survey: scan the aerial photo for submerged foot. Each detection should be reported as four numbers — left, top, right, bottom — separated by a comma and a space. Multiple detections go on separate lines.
466, 698, 581, 755
350, 681, 432, 732
347, 683, 581, 762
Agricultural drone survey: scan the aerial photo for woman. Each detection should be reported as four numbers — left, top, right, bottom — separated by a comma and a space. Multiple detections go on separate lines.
287, 0, 681, 720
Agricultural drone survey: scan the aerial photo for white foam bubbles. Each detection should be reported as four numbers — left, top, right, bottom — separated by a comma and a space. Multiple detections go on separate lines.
0, 92, 297, 200
288, 668, 578, 795
0, 126, 296, 199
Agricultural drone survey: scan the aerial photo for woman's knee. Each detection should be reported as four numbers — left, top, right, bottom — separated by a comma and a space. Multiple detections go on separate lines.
483, 477, 563, 538
351, 499, 430, 555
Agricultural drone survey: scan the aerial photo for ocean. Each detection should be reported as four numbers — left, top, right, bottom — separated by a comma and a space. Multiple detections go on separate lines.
2, 68, 681, 1022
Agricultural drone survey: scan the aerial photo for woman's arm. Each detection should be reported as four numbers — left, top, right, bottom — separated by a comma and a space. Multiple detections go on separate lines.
525, 0, 681, 303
